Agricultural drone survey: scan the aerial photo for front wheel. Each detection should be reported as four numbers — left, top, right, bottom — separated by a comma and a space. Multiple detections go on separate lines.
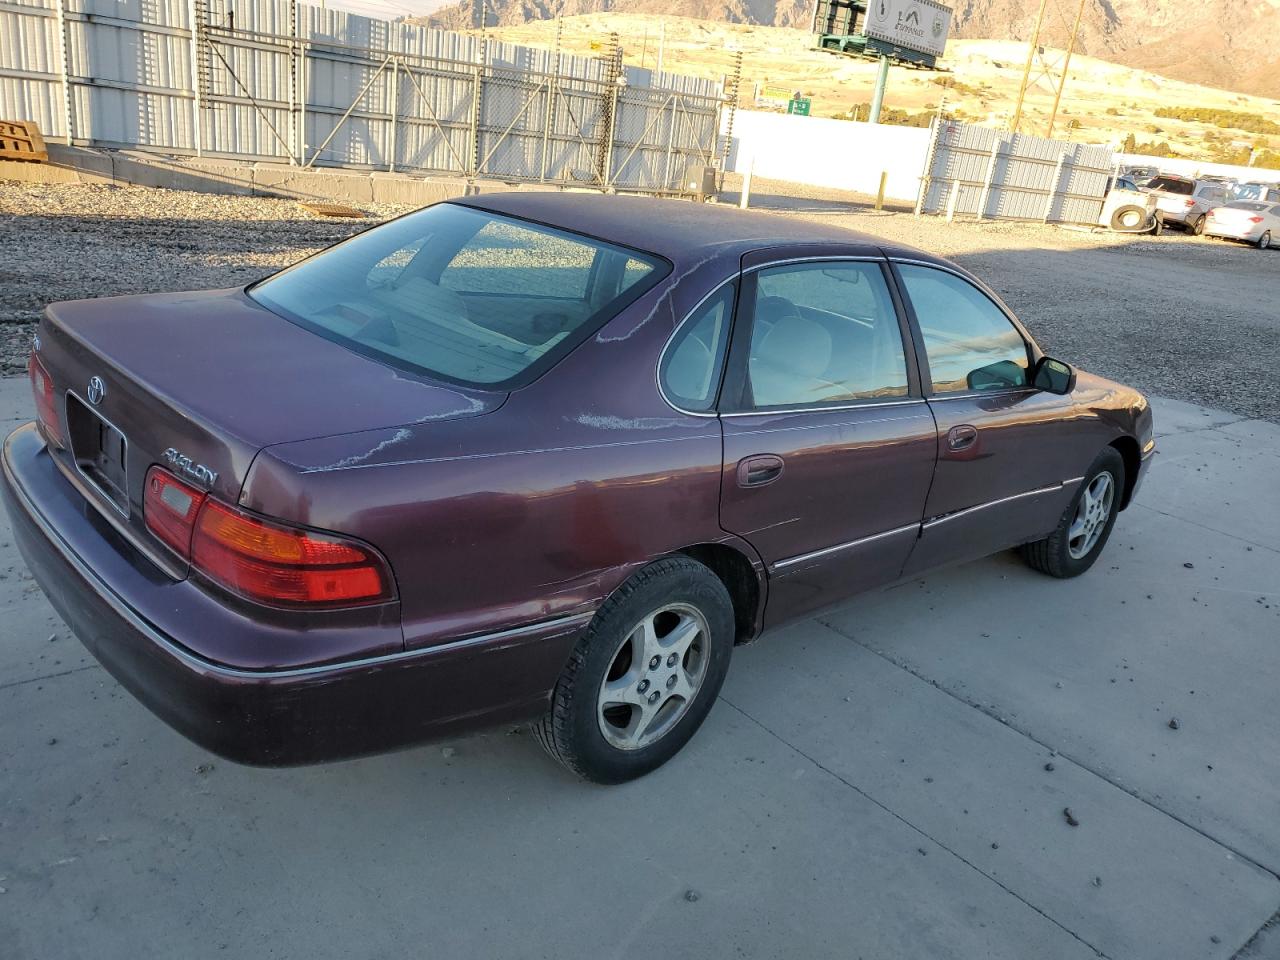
1020, 448, 1125, 578
533, 557, 735, 784
1258, 231, 1272, 250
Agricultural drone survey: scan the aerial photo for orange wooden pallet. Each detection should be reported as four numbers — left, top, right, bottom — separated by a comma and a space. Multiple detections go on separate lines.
0, 120, 49, 163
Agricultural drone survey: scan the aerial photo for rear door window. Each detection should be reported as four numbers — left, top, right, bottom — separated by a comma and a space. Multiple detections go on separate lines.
741, 261, 910, 409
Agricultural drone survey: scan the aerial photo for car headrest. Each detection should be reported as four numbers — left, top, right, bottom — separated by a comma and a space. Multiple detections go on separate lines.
758, 312, 832, 381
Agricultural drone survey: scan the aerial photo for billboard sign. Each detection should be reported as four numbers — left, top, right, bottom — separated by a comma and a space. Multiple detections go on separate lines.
863, 0, 953, 59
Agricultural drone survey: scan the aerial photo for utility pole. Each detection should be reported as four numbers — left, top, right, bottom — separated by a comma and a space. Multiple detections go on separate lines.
1045, 0, 1088, 137
1011, 0, 1049, 133
869, 53, 890, 123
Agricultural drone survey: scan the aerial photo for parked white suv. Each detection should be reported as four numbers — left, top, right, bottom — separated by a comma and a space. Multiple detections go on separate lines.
1143, 175, 1229, 234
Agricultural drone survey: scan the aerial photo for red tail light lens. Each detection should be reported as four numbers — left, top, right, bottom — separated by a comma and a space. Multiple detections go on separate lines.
28, 348, 63, 444
191, 500, 393, 607
1183, 199, 1196, 208
1248, 216, 1264, 223
145, 466, 206, 558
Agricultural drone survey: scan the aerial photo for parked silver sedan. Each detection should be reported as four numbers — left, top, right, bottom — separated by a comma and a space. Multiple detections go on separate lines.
1205, 200, 1280, 249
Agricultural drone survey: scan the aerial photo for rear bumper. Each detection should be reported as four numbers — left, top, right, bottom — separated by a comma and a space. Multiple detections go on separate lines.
2, 423, 586, 766
1154, 203, 1195, 226
1205, 223, 1263, 241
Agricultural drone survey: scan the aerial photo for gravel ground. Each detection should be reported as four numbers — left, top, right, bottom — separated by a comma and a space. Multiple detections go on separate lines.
2, 177, 1277, 420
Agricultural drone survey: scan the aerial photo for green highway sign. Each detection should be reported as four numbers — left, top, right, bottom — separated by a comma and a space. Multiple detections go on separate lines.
787, 97, 811, 116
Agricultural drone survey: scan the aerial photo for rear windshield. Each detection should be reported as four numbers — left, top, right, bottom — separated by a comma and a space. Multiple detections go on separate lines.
250, 204, 667, 389
1147, 177, 1193, 195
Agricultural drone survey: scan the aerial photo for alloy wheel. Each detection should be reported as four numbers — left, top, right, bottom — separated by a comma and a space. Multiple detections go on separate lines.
597, 603, 709, 751
1067, 472, 1115, 559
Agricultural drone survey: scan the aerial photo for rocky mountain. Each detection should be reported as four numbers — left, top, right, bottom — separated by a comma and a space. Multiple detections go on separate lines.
417, 0, 1280, 98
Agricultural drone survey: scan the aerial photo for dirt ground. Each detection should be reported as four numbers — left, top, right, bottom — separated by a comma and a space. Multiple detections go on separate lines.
1, 178, 1277, 421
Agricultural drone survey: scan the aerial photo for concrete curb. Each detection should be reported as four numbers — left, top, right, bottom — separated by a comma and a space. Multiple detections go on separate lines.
0, 143, 568, 206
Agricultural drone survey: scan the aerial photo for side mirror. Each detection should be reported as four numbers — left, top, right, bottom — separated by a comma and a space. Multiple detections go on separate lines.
1031, 356, 1077, 395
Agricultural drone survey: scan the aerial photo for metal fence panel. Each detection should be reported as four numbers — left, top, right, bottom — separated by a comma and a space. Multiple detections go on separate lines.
919, 120, 1113, 225
0, 0, 727, 195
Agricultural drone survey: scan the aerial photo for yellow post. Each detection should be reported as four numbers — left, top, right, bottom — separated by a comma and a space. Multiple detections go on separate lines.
875, 170, 887, 211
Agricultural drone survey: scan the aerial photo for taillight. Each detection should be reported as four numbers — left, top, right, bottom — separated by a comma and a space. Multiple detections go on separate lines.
145, 466, 206, 558
1183, 199, 1196, 208
1248, 216, 1264, 223
191, 499, 393, 607
28, 348, 63, 444
144, 465, 393, 607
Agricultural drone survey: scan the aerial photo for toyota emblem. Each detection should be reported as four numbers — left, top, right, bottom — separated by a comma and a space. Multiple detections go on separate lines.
87, 376, 106, 406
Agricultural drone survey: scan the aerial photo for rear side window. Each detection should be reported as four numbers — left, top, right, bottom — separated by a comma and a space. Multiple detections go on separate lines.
661, 283, 735, 412
743, 261, 909, 409
897, 264, 1030, 394
250, 205, 666, 389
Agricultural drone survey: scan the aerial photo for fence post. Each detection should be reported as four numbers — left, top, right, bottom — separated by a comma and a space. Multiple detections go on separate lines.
596, 33, 622, 189
1044, 149, 1068, 223
387, 57, 398, 173
538, 18, 562, 182
739, 153, 753, 209
53, 0, 74, 143
187, 0, 203, 155
717, 50, 742, 194
468, 35, 487, 179
914, 116, 941, 217
946, 179, 960, 222
977, 136, 1003, 220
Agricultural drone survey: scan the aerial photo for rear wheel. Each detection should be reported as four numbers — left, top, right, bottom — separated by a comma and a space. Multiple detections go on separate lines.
1258, 231, 1272, 250
1189, 214, 1206, 236
1020, 448, 1125, 579
533, 557, 734, 784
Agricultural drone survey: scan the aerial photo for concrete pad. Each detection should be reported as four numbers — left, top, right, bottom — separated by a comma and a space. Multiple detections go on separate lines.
2, 377, 1278, 958
0, 667, 1101, 960
723, 620, 1279, 960
1143, 423, 1280, 548
1150, 396, 1247, 437
819, 401, 1280, 881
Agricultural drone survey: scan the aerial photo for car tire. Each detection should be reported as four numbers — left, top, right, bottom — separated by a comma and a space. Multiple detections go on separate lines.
1190, 214, 1206, 236
533, 556, 735, 784
1151, 211, 1163, 236
1258, 231, 1272, 250
1109, 205, 1146, 231
1020, 448, 1126, 579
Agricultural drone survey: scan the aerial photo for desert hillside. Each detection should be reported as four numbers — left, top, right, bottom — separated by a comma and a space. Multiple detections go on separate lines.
420, 0, 1280, 100
470, 14, 1280, 166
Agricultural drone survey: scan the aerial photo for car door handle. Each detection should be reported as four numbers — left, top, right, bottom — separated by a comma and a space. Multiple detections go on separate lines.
947, 425, 978, 451
737, 454, 785, 488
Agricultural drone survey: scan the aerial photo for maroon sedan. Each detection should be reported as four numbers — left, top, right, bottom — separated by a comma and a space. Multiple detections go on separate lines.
2, 194, 1154, 783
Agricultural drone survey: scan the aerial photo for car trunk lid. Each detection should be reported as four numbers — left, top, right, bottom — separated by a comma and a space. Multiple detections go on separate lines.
35, 287, 503, 567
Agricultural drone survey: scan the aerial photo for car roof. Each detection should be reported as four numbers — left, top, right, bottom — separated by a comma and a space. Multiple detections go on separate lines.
449, 192, 944, 266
